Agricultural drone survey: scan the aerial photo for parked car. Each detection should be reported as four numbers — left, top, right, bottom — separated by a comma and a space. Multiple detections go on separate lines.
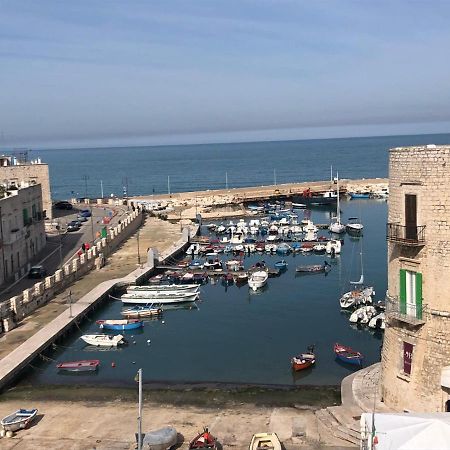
54, 201, 73, 210
29, 265, 47, 278
79, 209, 92, 218
77, 215, 88, 222
67, 221, 81, 232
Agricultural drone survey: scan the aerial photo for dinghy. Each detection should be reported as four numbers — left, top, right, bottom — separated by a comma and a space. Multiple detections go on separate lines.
248, 270, 268, 291
56, 360, 100, 373
368, 312, 385, 329
291, 346, 316, 371
189, 427, 218, 449
80, 334, 126, 347
121, 305, 163, 318
274, 260, 288, 270
127, 284, 199, 292
296, 262, 331, 273
334, 343, 364, 366
1, 409, 38, 432
249, 432, 282, 450
349, 306, 378, 324
96, 319, 143, 331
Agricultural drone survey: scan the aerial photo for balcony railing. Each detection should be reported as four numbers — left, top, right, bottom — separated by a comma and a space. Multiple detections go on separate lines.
385, 294, 426, 326
386, 223, 425, 246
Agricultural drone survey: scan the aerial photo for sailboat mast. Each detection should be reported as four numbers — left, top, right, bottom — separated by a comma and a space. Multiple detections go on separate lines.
336, 172, 340, 223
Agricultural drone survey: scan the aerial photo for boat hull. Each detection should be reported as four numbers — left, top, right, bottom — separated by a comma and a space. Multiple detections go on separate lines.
1, 409, 38, 432
57, 360, 100, 372
97, 321, 143, 331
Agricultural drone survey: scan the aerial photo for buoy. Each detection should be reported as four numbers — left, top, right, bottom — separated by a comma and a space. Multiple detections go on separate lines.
133, 341, 137, 344
132, 361, 136, 364
6, 430, 14, 438
0, 429, 6, 437
111, 362, 116, 368
161, 320, 165, 324
147, 339, 151, 344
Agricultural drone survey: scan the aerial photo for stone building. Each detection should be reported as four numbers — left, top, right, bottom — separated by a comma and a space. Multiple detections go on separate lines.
0, 154, 52, 219
382, 144, 450, 412
0, 184, 46, 286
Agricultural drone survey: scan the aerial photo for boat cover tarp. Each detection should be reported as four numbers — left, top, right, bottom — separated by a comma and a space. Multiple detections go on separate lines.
361, 413, 450, 450
140, 426, 177, 450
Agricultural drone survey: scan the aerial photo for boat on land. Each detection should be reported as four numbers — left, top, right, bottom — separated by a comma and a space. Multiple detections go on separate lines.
189, 427, 218, 449
1, 408, 38, 432
291, 346, 316, 371
56, 359, 100, 373
127, 284, 199, 292
96, 319, 143, 330
249, 432, 282, 450
346, 217, 364, 234
80, 334, 126, 347
121, 305, 163, 318
248, 270, 268, 291
296, 262, 331, 273
334, 343, 364, 366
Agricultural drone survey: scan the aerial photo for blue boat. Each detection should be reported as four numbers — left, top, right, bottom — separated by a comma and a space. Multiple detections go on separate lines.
274, 260, 288, 270
276, 243, 291, 255
334, 343, 364, 366
349, 192, 371, 199
96, 319, 143, 331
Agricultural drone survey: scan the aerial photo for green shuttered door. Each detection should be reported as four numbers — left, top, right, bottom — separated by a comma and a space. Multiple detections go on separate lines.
415, 272, 423, 319
399, 269, 407, 314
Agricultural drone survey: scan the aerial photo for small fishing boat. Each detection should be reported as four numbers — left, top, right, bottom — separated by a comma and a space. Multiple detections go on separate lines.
56, 359, 100, 372
80, 334, 126, 347
121, 290, 199, 302
368, 312, 385, 329
349, 305, 378, 324
276, 243, 291, 255
291, 346, 316, 371
339, 286, 375, 309
248, 270, 268, 291
249, 432, 282, 450
292, 202, 306, 209
127, 284, 199, 292
96, 319, 143, 331
121, 305, 163, 318
313, 243, 326, 254
296, 262, 331, 273
189, 427, 217, 449
325, 239, 342, 256
189, 259, 204, 269
274, 260, 288, 270
349, 192, 371, 199
1, 408, 38, 432
334, 343, 364, 366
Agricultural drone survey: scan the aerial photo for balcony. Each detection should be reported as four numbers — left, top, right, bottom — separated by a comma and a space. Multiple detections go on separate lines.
386, 223, 425, 246
385, 295, 426, 326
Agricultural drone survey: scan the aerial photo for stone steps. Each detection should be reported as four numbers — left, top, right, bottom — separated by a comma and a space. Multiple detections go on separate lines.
315, 408, 360, 446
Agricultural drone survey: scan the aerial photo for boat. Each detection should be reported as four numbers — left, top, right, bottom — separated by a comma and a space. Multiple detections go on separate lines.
346, 217, 364, 235
140, 426, 178, 450
274, 260, 288, 270
122, 290, 199, 300
121, 305, 163, 318
80, 334, 126, 346
313, 243, 326, 254
1, 409, 38, 432
235, 272, 248, 284
276, 243, 291, 255
127, 284, 199, 292
96, 319, 143, 331
121, 292, 199, 304
329, 173, 346, 234
349, 192, 371, 199
249, 432, 282, 450
339, 286, 375, 309
349, 305, 378, 324
189, 259, 204, 269
325, 239, 341, 256
248, 270, 268, 291
189, 427, 217, 449
296, 262, 331, 273
291, 346, 316, 371
292, 202, 306, 209
293, 187, 337, 206
56, 359, 100, 372
368, 312, 385, 329
334, 343, 364, 366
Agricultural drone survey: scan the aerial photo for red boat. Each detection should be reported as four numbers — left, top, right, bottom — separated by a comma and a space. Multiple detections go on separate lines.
56, 360, 100, 372
291, 346, 315, 371
334, 343, 364, 366
189, 428, 217, 449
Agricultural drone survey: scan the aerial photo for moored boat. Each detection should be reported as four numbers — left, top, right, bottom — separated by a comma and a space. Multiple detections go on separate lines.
121, 305, 163, 318
334, 343, 364, 366
296, 262, 331, 273
56, 359, 100, 372
189, 427, 217, 449
121, 290, 199, 304
274, 260, 288, 270
349, 192, 371, 199
96, 319, 143, 331
80, 334, 126, 347
127, 284, 199, 292
249, 432, 282, 450
248, 270, 268, 291
1, 409, 38, 432
346, 217, 364, 234
291, 346, 315, 371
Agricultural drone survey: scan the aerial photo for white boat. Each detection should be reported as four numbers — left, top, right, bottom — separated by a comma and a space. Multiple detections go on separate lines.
349, 305, 378, 324
121, 291, 199, 303
340, 286, 375, 309
126, 288, 199, 297
303, 220, 318, 241
249, 432, 282, 450
313, 244, 326, 253
248, 270, 268, 291
368, 312, 386, 329
292, 202, 306, 209
1, 408, 38, 432
81, 334, 125, 347
325, 239, 342, 255
127, 284, 199, 292
329, 172, 346, 234
346, 217, 364, 234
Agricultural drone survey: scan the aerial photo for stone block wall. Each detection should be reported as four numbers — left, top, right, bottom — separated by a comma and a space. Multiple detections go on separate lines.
382, 145, 450, 412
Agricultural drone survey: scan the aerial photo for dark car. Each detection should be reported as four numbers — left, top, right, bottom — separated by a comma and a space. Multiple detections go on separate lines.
54, 201, 73, 210
67, 220, 81, 232
77, 215, 88, 222
79, 209, 92, 218
29, 265, 47, 278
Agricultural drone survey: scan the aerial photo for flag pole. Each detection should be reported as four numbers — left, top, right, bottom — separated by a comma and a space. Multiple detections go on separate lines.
138, 368, 143, 450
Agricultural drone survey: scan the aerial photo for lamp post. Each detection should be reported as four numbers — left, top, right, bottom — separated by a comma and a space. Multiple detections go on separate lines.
137, 229, 141, 265
56, 220, 63, 269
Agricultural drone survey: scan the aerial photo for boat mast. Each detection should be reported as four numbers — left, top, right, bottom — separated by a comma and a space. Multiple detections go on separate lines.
336, 171, 340, 224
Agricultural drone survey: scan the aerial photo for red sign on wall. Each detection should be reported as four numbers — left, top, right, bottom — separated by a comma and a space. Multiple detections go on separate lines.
403, 342, 414, 375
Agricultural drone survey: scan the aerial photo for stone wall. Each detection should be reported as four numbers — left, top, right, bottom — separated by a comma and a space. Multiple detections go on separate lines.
382, 145, 450, 412
1, 210, 143, 332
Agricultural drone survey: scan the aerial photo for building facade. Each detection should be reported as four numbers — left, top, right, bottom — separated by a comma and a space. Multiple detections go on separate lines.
0, 155, 52, 219
0, 184, 46, 286
382, 145, 450, 412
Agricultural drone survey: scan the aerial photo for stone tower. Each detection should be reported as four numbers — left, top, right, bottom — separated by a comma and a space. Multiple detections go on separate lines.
382, 144, 450, 412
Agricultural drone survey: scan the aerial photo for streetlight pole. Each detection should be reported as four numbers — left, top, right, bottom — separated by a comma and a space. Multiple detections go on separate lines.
56, 220, 63, 269
68, 290, 73, 318
137, 229, 141, 265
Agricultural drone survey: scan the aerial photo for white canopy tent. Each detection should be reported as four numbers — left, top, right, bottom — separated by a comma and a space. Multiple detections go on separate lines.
360, 413, 450, 450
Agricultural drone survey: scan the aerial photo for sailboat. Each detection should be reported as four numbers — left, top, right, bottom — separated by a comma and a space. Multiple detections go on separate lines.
339, 238, 375, 309
329, 171, 346, 234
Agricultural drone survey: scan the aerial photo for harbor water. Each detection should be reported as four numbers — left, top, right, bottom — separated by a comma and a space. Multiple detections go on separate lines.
23, 198, 387, 387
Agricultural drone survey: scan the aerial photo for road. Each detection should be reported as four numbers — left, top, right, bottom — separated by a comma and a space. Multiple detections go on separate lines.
0, 204, 129, 303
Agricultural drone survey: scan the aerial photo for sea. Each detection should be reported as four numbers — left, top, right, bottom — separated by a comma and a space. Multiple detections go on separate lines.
20, 133, 450, 387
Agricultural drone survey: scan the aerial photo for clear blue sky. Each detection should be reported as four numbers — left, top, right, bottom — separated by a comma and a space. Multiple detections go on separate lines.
1, 0, 450, 148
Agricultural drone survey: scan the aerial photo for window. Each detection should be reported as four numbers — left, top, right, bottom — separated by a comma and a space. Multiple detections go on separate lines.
405, 194, 417, 240
400, 269, 423, 319
22, 208, 29, 226
403, 342, 414, 375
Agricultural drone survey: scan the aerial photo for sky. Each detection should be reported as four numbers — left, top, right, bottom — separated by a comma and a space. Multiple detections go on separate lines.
1, 0, 450, 148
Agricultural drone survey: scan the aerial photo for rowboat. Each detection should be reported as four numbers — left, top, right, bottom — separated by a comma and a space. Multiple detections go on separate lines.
1, 409, 38, 432
121, 291, 199, 304
96, 319, 143, 330
127, 284, 199, 292
334, 343, 364, 366
291, 346, 315, 371
349, 306, 378, 324
248, 270, 268, 291
80, 334, 126, 347
296, 262, 331, 273
56, 359, 100, 372
189, 427, 218, 449
249, 432, 282, 450
121, 305, 163, 318
349, 192, 370, 199
274, 260, 288, 270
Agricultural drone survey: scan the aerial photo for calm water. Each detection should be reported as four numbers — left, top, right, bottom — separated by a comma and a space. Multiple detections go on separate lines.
24, 199, 387, 387
32, 133, 450, 200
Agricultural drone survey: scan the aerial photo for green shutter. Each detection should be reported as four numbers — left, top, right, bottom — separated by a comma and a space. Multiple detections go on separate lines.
22, 208, 28, 226
415, 272, 423, 319
400, 269, 407, 314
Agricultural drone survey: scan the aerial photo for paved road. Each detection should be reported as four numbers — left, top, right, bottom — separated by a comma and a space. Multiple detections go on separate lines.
0, 204, 129, 303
